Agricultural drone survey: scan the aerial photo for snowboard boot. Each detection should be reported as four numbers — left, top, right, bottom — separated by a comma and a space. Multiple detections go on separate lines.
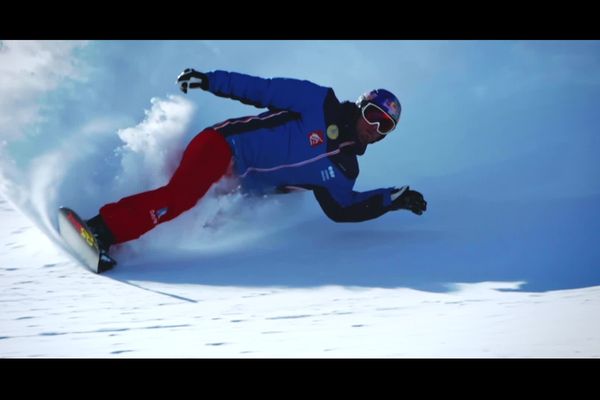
86, 214, 117, 272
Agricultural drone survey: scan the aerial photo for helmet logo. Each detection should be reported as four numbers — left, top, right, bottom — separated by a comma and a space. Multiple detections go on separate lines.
385, 100, 400, 117
357, 89, 401, 124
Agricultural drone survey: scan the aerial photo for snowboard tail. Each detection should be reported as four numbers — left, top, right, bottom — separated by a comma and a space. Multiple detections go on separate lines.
57, 207, 116, 273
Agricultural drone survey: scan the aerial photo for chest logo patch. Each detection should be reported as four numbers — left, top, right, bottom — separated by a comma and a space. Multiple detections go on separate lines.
308, 130, 324, 147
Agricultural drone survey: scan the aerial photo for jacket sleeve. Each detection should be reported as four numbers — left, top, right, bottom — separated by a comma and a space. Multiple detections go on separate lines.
204, 70, 330, 114
313, 186, 395, 223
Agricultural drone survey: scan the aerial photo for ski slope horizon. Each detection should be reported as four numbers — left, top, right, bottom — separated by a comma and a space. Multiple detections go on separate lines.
1, 40, 599, 357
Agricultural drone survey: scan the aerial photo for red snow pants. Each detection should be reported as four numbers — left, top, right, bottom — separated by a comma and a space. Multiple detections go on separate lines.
99, 128, 233, 244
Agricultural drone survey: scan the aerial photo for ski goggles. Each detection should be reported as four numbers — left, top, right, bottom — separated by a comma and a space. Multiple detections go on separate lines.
361, 102, 396, 135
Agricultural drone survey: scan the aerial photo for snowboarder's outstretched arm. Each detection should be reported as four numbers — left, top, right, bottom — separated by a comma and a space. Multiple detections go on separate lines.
313, 186, 427, 223
176, 68, 329, 114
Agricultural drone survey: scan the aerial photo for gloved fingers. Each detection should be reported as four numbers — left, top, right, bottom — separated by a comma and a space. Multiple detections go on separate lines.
179, 82, 188, 93
176, 71, 188, 82
411, 192, 426, 210
412, 207, 424, 215
177, 69, 200, 93
177, 68, 197, 83
410, 199, 427, 215
410, 190, 424, 202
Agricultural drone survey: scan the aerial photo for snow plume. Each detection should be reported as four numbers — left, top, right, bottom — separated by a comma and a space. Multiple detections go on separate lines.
112, 95, 195, 196
0, 40, 87, 232
1, 117, 125, 239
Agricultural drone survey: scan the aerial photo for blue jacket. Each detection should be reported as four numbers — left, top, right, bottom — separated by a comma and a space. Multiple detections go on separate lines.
204, 70, 396, 222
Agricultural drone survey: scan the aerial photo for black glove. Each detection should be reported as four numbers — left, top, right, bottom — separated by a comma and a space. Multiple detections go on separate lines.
389, 186, 427, 215
176, 68, 208, 93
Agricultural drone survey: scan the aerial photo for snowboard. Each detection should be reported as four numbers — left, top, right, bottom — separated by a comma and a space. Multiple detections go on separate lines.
57, 207, 116, 273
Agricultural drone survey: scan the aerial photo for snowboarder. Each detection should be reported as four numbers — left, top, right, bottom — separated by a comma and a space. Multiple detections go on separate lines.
86, 69, 427, 256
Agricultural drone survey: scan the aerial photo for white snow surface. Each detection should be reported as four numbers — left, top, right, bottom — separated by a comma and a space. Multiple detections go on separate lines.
1, 197, 600, 357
